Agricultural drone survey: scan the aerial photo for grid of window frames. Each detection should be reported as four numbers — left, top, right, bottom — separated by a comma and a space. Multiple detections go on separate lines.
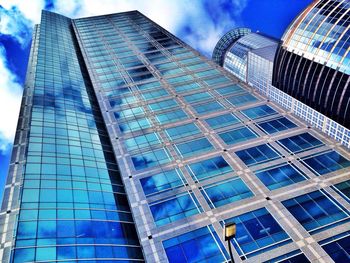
12, 11, 144, 262
72, 10, 350, 263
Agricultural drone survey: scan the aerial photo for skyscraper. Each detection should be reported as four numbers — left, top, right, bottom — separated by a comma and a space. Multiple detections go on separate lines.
1, 9, 350, 263
213, 1, 350, 150
273, 0, 350, 128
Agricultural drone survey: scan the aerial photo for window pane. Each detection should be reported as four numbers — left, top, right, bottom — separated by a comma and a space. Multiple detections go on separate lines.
255, 163, 307, 190
201, 177, 253, 208
174, 138, 214, 158
257, 117, 297, 134
282, 190, 350, 234
205, 113, 240, 129
149, 192, 202, 226
131, 148, 171, 170
236, 144, 281, 166
277, 133, 323, 153
163, 225, 229, 263
140, 169, 186, 196
186, 156, 233, 182
219, 127, 258, 145
302, 151, 350, 175
223, 208, 291, 260
241, 104, 278, 119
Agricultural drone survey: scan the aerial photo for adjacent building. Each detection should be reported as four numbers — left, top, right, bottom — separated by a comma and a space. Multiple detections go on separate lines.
1, 8, 350, 263
273, 0, 350, 128
213, 0, 350, 149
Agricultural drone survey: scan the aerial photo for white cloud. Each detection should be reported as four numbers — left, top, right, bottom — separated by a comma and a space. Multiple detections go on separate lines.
0, 0, 45, 46
0, 0, 249, 154
0, 45, 22, 153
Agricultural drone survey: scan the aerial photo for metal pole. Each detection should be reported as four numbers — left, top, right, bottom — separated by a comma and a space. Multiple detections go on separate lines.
228, 240, 235, 263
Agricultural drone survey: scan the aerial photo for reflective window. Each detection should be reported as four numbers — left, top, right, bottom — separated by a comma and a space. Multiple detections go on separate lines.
257, 117, 297, 134
141, 89, 168, 100
223, 208, 291, 260
163, 225, 229, 263
201, 177, 253, 208
186, 156, 233, 182
155, 109, 188, 124
226, 93, 258, 107
174, 138, 214, 158
124, 132, 161, 151
149, 192, 202, 226
320, 232, 350, 263
255, 163, 307, 190
192, 101, 224, 115
203, 76, 231, 86
277, 133, 323, 153
282, 190, 350, 234
114, 106, 144, 120
236, 144, 281, 166
215, 84, 244, 96
119, 117, 151, 133
302, 151, 350, 175
183, 92, 212, 103
205, 113, 240, 129
148, 99, 178, 112
165, 123, 200, 140
219, 126, 258, 145
241, 104, 278, 119
333, 180, 350, 202
131, 148, 171, 170
140, 169, 186, 196
174, 82, 202, 93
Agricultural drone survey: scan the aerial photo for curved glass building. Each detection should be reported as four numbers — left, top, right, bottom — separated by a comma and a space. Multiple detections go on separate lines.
273, 0, 350, 128
213, 29, 278, 81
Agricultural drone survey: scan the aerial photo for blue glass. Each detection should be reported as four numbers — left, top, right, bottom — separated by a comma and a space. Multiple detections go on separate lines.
226, 93, 258, 106
140, 169, 186, 196
174, 138, 214, 158
241, 104, 278, 119
277, 133, 323, 153
282, 190, 350, 234
148, 99, 178, 111
124, 132, 161, 151
131, 148, 171, 170
302, 151, 350, 175
174, 82, 202, 93
186, 156, 233, 182
219, 127, 258, 145
165, 123, 200, 140
149, 192, 202, 226
320, 232, 350, 263
215, 84, 244, 95
141, 89, 169, 100
205, 113, 240, 129
119, 117, 151, 133
183, 92, 212, 103
114, 107, 144, 120
223, 208, 291, 260
257, 117, 297, 134
255, 164, 307, 190
201, 177, 253, 208
192, 101, 224, 115
163, 226, 229, 263
156, 109, 188, 124
334, 180, 350, 202
235, 144, 281, 166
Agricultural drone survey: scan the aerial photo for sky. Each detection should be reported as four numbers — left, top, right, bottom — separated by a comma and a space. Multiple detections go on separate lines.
0, 0, 312, 200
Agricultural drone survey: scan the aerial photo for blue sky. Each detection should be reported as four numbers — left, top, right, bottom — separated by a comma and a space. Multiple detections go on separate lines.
0, 0, 312, 200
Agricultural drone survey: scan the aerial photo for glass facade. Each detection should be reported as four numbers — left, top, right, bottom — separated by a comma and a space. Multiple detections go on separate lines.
1, 8, 350, 263
273, 0, 350, 128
